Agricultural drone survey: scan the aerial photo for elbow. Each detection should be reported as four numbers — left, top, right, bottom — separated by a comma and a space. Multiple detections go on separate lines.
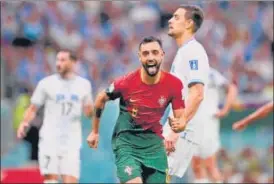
95, 91, 108, 108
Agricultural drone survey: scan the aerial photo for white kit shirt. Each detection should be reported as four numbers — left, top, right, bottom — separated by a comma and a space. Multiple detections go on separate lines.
169, 38, 209, 144
31, 74, 93, 153
205, 67, 229, 117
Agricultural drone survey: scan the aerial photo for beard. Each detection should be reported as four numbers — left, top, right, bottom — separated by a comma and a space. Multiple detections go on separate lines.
142, 61, 161, 77
57, 66, 70, 76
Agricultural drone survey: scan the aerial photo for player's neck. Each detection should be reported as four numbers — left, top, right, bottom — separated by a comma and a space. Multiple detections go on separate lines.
176, 32, 195, 47
140, 68, 161, 85
60, 72, 75, 80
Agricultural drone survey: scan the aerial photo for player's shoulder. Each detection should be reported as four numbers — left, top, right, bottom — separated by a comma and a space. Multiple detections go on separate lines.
189, 40, 206, 53
164, 72, 183, 85
75, 75, 91, 85
38, 74, 58, 85
181, 39, 207, 55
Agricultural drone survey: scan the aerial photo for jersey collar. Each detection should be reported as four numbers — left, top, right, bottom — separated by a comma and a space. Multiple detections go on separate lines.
180, 37, 196, 49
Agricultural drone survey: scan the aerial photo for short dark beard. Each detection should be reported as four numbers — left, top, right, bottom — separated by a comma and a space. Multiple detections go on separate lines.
142, 64, 161, 77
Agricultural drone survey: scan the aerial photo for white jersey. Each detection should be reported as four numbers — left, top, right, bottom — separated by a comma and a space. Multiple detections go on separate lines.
205, 67, 228, 117
31, 74, 93, 153
169, 38, 209, 144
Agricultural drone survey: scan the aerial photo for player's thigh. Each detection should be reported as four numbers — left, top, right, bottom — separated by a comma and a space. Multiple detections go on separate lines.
168, 137, 198, 177
125, 177, 143, 184
115, 152, 142, 183
61, 175, 78, 183
59, 150, 80, 180
144, 168, 167, 184
198, 138, 220, 159
38, 151, 59, 177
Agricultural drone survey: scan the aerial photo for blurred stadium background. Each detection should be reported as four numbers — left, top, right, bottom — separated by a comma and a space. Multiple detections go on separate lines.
1, 1, 273, 183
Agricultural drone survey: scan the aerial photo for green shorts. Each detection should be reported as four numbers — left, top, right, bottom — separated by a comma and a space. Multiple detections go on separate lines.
112, 132, 169, 183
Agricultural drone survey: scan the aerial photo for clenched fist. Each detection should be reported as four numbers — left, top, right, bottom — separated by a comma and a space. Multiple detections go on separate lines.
87, 132, 99, 149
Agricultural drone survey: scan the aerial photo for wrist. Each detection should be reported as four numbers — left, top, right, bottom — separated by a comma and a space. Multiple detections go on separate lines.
92, 129, 99, 134
22, 121, 30, 127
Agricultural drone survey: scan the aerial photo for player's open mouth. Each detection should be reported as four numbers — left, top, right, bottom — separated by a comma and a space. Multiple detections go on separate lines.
146, 64, 157, 74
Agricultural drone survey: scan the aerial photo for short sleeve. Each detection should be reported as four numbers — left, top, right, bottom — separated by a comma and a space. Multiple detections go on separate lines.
186, 45, 209, 87
105, 75, 127, 100
30, 81, 46, 107
171, 79, 185, 110
187, 56, 209, 86
83, 81, 93, 105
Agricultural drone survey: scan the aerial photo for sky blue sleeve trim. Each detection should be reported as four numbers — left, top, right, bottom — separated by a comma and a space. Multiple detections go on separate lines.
188, 79, 204, 86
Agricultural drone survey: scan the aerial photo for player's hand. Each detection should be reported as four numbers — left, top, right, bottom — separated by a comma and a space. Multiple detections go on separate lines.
17, 122, 30, 139
214, 109, 229, 119
87, 132, 99, 149
169, 117, 187, 133
164, 132, 179, 155
232, 120, 248, 131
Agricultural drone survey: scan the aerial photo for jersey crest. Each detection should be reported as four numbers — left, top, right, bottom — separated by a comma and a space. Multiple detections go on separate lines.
124, 166, 133, 176
158, 96, 166, 107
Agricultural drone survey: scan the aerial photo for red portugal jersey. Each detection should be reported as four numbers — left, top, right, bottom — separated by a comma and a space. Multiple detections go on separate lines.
106, 69, 185, 137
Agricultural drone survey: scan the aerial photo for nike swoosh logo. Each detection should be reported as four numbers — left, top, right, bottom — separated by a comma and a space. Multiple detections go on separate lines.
129, 99, 138, 103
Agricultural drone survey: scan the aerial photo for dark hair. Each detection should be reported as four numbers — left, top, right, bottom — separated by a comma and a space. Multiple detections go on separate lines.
138, 36, 163, 50
59, 49, 77, 62
180, 4, 204, 33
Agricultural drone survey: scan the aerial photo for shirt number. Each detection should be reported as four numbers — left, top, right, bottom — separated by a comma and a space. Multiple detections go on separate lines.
61, 102, 73, 115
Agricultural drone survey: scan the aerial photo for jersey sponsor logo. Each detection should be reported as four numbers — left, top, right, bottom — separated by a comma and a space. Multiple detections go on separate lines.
158, 96, 166, 107
129, 98, 138, 103
189, 60, 198, 70
70, 94, 79, 102
124, 166, 133, 176
56, 94, 65, 102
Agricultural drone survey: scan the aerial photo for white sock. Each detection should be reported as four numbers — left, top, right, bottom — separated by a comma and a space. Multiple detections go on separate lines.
44, 180, 58, 183
193, 178, 210, 183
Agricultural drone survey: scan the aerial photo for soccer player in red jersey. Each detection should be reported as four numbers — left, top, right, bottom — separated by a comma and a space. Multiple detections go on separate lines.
87, 36, 186, 183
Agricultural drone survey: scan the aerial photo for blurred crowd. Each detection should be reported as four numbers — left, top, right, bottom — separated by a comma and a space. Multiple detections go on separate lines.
1, 1, 273, 98
216, 146, 273, 183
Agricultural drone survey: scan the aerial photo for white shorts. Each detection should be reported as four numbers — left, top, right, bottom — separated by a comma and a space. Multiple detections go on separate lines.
38, 149, 80, 179
167, 135, 199, 178
194, 118, 221, 159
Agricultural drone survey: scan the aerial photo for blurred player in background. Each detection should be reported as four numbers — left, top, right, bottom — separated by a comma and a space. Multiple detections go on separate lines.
233, 101, 273, 131
87, 36, 186, 183
17, 50, 93, 183
163, 4, 209, 179
191, 67, 238, 183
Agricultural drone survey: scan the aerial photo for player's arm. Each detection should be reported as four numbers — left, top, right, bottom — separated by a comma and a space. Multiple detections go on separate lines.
87, 79, 124, 149
91, 91, 110, 134
214, 70, 238, 118
215, 82, 237, 118
83, 82, 94, 118
92, 82, 122, 134
165, 79, 186, 153
185, 83, 204, 123
17, 81, 46, 139
233, 101, 273, 131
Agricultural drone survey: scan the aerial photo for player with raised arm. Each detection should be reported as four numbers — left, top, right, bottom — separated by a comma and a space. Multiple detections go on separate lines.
87, 36, 186, 184
233, 101, 273, 131
162, 4, 210, 179
17, 50, 93, 183
191, 68, 238, 183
